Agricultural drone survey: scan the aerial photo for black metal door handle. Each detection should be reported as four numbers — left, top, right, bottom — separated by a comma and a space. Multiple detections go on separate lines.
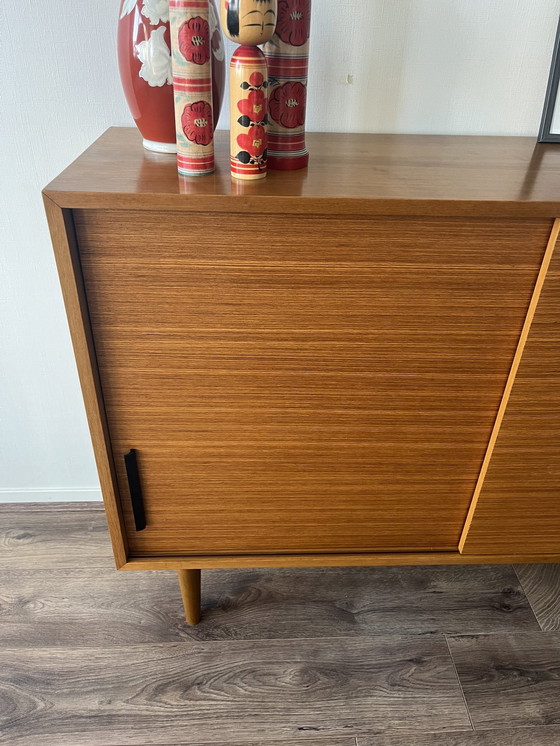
124, 449, 146, 531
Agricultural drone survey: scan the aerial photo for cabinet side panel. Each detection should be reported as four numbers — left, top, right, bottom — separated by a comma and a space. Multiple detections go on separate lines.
462, 221, 560, 554
43, 196, 128, 566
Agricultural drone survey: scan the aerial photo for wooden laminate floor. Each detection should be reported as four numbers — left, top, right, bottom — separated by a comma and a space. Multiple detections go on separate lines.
0, 504, 559, 746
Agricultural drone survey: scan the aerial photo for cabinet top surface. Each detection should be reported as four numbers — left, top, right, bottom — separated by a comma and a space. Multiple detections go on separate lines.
44, 127, 560, 217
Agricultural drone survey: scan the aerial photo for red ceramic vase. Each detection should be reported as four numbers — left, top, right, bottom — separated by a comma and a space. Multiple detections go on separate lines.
118, 0, 226, 153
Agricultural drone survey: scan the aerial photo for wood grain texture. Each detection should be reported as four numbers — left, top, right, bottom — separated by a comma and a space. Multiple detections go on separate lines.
74, 210, 551, 556
357, 726, 560, 745
44, 128, 560, 218
122, 552, 560, 569
459, 219, 560, 551
129, 741, 356, 746
447, 632, 560, 729
0, 502, 112, 569
461, 243, 560, 554
187, 565, 539, 640
0, 637, 470, 745
43, 196, 127, 567
515, 565, 560, 631
0, 568, 190, 647
0, 563, 539, 648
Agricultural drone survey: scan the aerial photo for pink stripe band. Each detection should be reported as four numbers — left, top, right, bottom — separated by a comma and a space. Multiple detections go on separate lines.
178, 156, 215, 165
170, 1, 209, 7
173, 85, 213, 92
174, 77, 212, 84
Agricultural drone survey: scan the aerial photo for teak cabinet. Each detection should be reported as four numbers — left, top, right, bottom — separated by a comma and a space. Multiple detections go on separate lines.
44, 128, 560, 624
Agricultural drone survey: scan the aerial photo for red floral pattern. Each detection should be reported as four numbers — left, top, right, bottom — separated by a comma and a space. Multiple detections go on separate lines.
237, 125, 267, 158
275, 0, 311, 47
178, 16, 210, 65
249, 71, 264, 88
238, 89, 266, 122
181, 100, 213, 145
269, 81, 306, 129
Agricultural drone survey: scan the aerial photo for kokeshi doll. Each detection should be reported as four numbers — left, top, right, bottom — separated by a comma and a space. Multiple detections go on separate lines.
170, 0, 215, 175
220, 0, 278, 180
263, 0, 311, 170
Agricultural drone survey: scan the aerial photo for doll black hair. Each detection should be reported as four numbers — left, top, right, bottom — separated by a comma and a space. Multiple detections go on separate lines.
227, 0, 240, 37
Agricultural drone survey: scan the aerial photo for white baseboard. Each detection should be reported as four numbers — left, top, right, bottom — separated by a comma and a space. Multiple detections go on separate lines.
0, 487, 102, 503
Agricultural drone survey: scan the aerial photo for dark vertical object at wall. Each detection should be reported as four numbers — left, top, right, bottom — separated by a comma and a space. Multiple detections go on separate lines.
539, 15, 560, 142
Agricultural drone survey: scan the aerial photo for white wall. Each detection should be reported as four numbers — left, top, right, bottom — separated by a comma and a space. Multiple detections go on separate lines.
1, 0, 560, 502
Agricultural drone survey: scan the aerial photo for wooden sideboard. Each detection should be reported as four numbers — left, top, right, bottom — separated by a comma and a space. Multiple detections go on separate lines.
44, 128, 560, 624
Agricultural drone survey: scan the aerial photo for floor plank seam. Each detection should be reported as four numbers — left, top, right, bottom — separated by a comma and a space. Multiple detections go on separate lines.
444, 634, 475, 732
1, 628, 547, 650
0, 632, 476, 651
514, 563, 546, 631
469, 723, 560, 734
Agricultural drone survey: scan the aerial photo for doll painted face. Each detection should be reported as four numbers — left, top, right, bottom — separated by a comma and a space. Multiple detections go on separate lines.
221, 0, 277, 46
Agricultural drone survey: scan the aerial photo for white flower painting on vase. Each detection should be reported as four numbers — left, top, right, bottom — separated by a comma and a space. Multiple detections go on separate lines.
121, 0, 169, 22
136, 25, 172, 87
141, 0, 169, 25
120, 1, 171, 88
120, 0, 137, 19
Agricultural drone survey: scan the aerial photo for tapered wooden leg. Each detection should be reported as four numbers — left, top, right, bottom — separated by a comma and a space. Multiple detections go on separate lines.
177, 569, 201, 625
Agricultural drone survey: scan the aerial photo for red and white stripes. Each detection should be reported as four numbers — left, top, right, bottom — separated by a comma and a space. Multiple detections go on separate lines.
263, 0, 311, 171
169, 0, 215, 175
